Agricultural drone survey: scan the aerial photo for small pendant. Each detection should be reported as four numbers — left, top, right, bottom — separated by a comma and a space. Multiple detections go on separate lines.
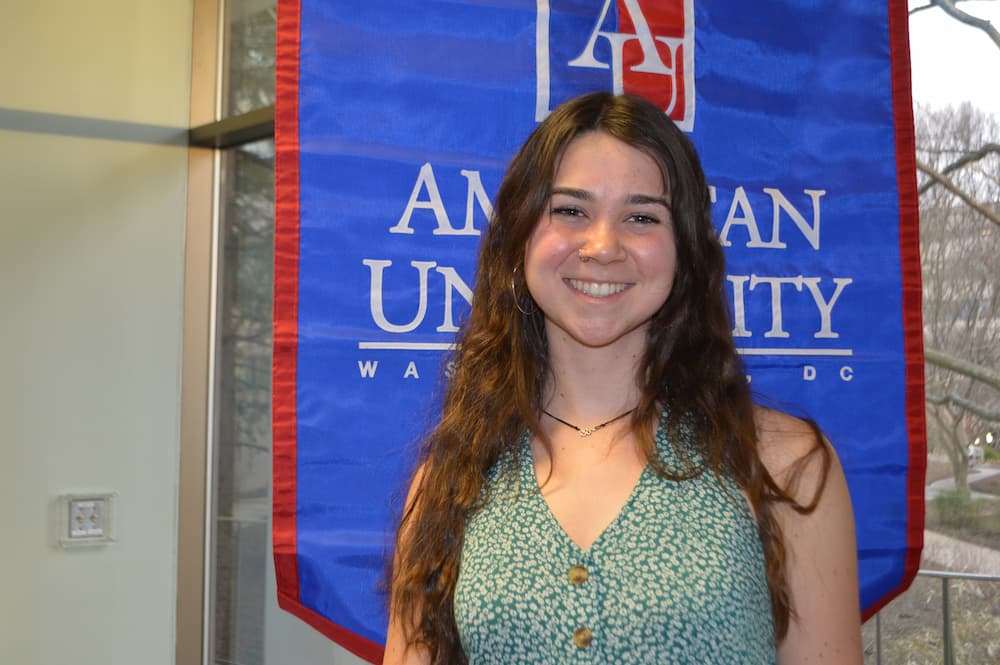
542, 407, 635, 439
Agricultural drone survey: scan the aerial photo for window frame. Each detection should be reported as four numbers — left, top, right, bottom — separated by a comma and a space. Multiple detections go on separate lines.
177, 1, 276, 664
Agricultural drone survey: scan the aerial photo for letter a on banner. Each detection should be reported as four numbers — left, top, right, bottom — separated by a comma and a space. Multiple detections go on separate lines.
274, 1, 924, 661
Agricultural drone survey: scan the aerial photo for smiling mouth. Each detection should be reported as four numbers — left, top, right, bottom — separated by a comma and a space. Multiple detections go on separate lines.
567, 279, 631, 298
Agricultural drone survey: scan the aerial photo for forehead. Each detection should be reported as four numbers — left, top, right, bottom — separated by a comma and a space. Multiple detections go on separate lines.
552, 131, 668, 194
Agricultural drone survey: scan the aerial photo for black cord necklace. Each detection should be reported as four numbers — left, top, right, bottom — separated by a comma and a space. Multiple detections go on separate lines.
542, 408, 635, 437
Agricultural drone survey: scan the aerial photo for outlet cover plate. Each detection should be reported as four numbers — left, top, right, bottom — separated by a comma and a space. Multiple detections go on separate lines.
58, 492, 117, 548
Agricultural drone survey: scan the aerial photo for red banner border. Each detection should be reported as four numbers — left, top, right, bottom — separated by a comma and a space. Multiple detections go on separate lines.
860, 0, 927, 622
272, 0, 384, 661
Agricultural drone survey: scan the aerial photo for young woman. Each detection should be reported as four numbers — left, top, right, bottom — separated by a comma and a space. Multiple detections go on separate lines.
384, 92, 861, 664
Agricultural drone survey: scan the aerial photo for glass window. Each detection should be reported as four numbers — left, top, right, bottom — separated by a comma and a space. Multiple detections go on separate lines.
211, 138, 275, 665
223, 0, 276, 117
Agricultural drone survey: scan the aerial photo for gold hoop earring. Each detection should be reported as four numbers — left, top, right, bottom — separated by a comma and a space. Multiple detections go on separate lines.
510, 267, 537, 316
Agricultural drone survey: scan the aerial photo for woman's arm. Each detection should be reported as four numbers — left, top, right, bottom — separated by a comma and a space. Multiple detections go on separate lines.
382, 466, 431, 665
382, 620, 429, 665
757, 409, 863, 665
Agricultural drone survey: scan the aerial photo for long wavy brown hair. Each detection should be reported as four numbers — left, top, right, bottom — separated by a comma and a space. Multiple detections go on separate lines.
388, 92, 829, 664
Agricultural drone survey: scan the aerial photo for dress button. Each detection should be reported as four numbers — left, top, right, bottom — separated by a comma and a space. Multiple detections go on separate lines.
568, 565, 589, 585
573, 627, 593, 649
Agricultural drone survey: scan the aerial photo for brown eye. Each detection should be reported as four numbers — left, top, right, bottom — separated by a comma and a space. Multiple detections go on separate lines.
552, 206, 584, 217
628, 214, 660, 225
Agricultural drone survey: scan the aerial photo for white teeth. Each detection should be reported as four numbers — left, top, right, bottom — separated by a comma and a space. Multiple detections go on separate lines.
569, 279, 629, 298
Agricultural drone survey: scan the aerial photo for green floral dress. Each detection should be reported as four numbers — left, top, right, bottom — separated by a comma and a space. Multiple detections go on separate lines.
454, 421, 775, 664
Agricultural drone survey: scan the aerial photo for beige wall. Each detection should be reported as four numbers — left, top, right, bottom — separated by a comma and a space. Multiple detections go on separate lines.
0, 2, 193, 664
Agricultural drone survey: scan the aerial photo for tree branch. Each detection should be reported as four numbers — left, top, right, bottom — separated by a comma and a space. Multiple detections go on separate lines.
925, 347, 1000, 391
927, 392, 1000, 421
917, 143, 1000, 195
909, 0, 979, 15
916, 158, 1000, 228
929, 0, 1000, 51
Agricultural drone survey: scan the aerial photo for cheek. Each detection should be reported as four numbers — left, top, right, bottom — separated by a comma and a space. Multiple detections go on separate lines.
661, 246, 680, 303
639, 233, 678, 278
661, 229, 679, 279
524, 226, 568, 276
522, 230, 546, 298
523, 221, 547, 266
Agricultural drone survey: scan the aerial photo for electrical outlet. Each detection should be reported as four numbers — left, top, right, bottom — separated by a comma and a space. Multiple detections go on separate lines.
59, 492, 116, 548
69, 498, 105, 538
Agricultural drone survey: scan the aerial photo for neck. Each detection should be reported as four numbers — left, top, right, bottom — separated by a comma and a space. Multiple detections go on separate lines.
543, 333, 644, 422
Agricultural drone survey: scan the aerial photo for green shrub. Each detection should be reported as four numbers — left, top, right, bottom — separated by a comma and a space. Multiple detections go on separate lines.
983, 446, 999, 462
933, 488, 976, 529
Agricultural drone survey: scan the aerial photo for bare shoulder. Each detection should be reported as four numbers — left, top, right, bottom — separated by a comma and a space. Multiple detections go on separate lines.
753, 405, 829, 504
753, 407, 862, 663
754, 405, 818, 455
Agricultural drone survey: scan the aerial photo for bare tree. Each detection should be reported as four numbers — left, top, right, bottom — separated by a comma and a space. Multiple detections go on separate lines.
910, 0, 1000, 50
908, 1, 1000, 492
916, 103, 1000, 493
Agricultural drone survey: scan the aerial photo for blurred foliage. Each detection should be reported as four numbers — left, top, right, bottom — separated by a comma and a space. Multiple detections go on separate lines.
226, 1, 276, 116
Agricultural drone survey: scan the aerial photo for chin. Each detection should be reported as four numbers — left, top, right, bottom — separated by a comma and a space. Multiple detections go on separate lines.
567, 324, 648, 350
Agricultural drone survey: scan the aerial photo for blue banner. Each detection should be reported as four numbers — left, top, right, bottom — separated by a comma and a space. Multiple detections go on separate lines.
274, 1, 925, 661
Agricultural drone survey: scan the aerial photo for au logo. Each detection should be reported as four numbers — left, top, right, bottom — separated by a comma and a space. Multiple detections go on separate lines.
536, 0, 695, 130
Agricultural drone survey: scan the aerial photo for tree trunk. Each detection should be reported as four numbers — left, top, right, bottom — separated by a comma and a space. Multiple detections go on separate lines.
943, 424, 970, 496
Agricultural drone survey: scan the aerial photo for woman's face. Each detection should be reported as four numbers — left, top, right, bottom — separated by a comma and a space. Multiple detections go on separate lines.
524, 131, 677, 353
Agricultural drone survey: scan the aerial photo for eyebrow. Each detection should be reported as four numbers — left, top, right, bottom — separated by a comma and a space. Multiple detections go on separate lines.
550, 187, 671, 210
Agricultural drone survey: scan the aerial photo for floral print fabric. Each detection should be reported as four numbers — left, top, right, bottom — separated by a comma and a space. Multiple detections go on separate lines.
454, 422, 775, 664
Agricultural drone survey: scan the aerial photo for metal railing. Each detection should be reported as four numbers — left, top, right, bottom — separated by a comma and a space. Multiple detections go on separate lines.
872, 569, 1000, 665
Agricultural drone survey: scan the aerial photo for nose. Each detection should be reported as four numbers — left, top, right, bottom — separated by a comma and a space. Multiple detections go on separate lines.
578, 218, 625, 263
